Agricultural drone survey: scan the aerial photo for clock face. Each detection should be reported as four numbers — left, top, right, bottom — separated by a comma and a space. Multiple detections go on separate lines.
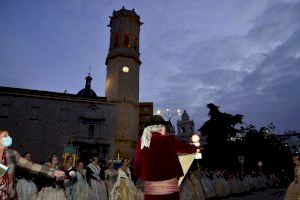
122, 66, 130, 73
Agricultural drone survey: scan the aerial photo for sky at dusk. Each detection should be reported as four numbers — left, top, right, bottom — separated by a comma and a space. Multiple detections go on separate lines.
0, 0, 299, 134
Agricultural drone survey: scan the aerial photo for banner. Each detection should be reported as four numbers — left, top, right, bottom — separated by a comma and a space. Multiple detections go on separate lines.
63, 145, 77, 166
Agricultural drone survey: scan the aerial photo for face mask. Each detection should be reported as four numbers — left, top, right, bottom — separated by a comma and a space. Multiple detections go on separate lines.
2, 136, 12, 147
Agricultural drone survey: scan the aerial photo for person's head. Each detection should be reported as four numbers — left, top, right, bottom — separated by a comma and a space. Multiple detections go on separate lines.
121, 158, 129, 168
0, 128, 12, 148
22, 152, 31, 161
90, 156, 99, 164
49, 154, 59, 165
108, 160, 114, 169
292, 153, 300, 166
144, 115, 168, 135
66, 155, 73, 165
77, 161, 84, 170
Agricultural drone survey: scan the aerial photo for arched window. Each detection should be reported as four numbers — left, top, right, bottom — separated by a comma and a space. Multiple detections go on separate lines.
124, 32, 130, 48
113, 33, 119, 47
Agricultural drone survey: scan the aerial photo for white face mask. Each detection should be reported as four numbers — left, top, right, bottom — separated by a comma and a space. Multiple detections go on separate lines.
1, 136, 12, 147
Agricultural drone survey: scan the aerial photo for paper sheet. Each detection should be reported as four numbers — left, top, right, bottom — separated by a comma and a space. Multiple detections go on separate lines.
0, 163, 8, 177
178, 153, 195, 186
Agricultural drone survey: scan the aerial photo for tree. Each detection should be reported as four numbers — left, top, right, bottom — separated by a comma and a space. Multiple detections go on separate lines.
240, 124, 292, 174
200, 103, 243, 144
199, 103, 243, 168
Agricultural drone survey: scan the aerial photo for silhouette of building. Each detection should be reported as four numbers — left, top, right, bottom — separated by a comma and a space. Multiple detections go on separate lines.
277, 132, 300, 154
176, 110, 195, 143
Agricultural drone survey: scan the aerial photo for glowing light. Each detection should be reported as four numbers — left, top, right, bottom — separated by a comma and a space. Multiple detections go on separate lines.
156, 110, 161, 115
122, 66, 130, 73
195, 153, 202, 159
191, 134, 200, 143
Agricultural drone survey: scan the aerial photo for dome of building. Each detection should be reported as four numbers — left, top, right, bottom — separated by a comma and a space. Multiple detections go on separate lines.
77, 74, 98, 98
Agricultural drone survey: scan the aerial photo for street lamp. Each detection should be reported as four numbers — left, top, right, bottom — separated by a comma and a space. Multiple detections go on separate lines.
156, 108, 181, 134
191, 133, 202, 159
156, 108, 181, 121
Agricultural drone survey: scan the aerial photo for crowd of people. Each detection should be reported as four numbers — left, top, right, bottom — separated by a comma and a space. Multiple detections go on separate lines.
1, 114, 300, 200
180, 168, 285, 199
13, 152, 143, 200
12, 153, 299, 200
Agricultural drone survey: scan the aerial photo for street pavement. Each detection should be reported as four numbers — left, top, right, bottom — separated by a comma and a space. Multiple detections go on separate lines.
220, 189, 286, 200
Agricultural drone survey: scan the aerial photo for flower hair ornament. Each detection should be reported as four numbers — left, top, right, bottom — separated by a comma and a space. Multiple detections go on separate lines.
141, 125, 164, 150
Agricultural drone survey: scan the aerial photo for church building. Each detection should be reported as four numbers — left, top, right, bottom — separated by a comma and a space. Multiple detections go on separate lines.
0, 7, 151, 163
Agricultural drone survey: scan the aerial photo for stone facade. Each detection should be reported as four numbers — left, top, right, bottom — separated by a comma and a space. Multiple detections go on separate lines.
0, 86, 117, 163
105, 8, 142, 158
139, 102, 153, 137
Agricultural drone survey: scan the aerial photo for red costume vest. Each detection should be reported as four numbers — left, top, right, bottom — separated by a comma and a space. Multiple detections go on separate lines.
134, 133, 196, 181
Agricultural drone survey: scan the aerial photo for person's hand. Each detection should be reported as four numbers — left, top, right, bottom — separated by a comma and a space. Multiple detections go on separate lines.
69, 170, 76, 178
196, 148, 200, 153
54, 170, 65, 180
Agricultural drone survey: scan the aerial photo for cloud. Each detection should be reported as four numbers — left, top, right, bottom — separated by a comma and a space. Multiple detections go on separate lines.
0, 0, 299, 133
140, 0, 300, 133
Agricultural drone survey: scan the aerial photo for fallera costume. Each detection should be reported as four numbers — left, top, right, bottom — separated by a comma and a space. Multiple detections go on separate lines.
35, 164, 66, 200
72, 169, 94, 200
284, 165, 300, 200
0, 149, 56, 200
180, 173, 205, 200
104, 168, 118, 196
15, 166, 38, 200
86, 163, 108, 200
110, 168, 143, 200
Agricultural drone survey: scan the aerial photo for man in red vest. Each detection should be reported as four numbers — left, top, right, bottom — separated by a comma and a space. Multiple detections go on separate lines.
134, 115, 198, 200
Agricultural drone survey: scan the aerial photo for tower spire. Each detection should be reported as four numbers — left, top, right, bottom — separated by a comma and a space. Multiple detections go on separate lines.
88, 65, 92, 76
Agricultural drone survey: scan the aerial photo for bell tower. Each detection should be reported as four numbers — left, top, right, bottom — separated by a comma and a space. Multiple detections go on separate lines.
105, 7, 142, 158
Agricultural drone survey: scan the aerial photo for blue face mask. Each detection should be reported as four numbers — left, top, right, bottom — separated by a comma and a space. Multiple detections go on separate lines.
2, 136, 12, 147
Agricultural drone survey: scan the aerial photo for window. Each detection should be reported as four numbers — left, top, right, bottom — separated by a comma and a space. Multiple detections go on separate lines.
89, 124, 95, 137
124, 32, 130, 48
113, 33, 119, 47
30, 106, 39, 120
0, 104, 10, 118
60, 109, 69, 122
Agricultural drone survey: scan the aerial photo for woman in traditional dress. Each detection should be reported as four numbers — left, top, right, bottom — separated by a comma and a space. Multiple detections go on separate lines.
213, 170, 230, 197
104, 160, 117, 197
15, 152, 38, 200
199, 170, 216, 199
180, 171, 205, 200
228, 174, 239, 194
110, 158, 143, 200
86, 156, 108, 200
284, 153, 300, 200
72, 161, 94, 200
35, 154, 66, 200
62, 155, 77, 200
0, 129, 65, 200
